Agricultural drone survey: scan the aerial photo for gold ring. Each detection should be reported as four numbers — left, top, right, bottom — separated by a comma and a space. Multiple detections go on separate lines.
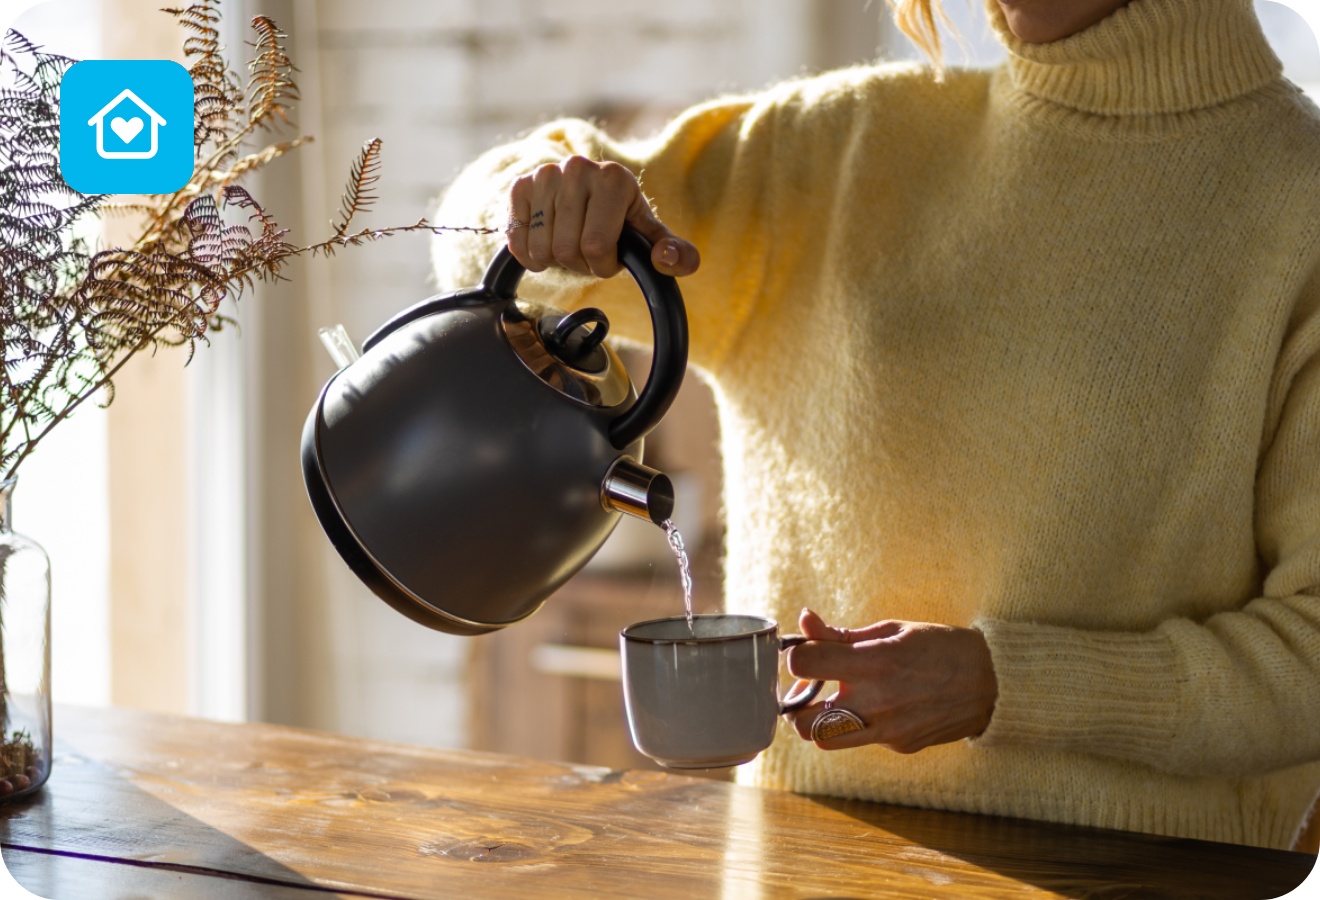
810, 708, 865, 742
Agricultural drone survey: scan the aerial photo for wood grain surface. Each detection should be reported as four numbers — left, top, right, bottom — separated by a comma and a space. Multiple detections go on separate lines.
0, 705, 1313, 899
2, 847, 362, 900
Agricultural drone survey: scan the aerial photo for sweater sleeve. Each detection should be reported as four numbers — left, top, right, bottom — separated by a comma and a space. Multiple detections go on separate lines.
975, 276, 1320, 778
429, 91, 783, 374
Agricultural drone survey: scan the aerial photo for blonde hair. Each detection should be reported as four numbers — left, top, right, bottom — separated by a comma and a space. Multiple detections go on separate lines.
887, 0, 950, 70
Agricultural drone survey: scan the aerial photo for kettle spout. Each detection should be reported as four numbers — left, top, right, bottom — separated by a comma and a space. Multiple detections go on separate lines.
602, 458, 675, 526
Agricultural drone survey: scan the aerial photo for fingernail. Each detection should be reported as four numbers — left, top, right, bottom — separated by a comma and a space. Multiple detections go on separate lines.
659, 240, 679, 267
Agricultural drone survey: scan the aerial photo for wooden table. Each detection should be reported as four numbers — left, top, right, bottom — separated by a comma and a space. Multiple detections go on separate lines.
0, 706, 1313, 899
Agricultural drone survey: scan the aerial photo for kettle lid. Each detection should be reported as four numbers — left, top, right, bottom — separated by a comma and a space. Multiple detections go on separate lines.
501, 300, 630, 408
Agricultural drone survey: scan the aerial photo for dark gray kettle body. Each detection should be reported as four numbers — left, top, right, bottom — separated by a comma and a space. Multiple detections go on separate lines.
302, 229, 688, 634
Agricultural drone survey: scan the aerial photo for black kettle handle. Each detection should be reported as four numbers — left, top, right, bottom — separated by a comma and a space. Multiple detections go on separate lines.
482, 226, 689, 450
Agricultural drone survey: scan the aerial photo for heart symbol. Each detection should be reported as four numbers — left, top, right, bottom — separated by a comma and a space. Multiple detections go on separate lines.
110, 116, 144, 144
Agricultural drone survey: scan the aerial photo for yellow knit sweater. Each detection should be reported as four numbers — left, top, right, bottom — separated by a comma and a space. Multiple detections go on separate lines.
432, 0, 1320, 849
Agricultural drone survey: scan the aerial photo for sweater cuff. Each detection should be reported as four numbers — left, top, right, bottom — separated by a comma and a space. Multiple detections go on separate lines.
973, 618, 1180, 766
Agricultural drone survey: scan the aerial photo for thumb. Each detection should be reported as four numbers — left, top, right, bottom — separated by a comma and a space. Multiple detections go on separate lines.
624, 195, 701, 277
799, 608, 853, 643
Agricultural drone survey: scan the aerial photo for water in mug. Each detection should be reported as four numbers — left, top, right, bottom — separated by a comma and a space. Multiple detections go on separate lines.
662, 518, 695, 634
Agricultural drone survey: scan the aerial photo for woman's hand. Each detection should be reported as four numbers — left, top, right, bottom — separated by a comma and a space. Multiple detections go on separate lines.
507, 156, 700, 279
785, 608, 998, 753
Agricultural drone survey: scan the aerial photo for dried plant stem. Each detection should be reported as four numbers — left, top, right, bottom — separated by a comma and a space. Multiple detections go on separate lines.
1, 219, 495, 480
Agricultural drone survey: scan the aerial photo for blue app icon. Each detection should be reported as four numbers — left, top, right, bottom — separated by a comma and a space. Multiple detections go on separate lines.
59, 60, 194, 195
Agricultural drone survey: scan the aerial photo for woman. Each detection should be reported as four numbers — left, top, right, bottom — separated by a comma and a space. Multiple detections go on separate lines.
431, 0, 1320, 850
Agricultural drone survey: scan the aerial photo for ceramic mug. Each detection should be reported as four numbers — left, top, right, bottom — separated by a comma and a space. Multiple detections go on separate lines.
619, 614, 824, 769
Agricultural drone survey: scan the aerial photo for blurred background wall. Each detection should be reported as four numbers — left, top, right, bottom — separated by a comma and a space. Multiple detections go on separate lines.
5, 0, 1318, 760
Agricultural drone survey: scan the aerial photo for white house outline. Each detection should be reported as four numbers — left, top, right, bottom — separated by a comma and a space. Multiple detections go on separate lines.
87, 89, 167, 160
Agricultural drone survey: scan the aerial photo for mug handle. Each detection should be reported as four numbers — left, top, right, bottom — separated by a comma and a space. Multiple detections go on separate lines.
777, 635, 825, 714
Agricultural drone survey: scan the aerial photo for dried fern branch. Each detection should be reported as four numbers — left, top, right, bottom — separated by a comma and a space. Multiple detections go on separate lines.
247, 15, 298, 129
0, 2, 498, 480
165, 1, 241, 153
335, 138, 382, 236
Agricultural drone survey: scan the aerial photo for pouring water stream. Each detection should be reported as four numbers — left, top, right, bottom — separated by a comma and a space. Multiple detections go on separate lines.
662, 518, 695, 634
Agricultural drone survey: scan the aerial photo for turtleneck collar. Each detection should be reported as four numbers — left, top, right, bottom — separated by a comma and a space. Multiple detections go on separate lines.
986, 0, 1284, 115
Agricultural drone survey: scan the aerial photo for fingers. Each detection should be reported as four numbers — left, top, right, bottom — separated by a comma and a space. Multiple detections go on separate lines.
780, 622, 1002, 755
789, 694, 990, 755
785, 693, 880, 751
507, 156, 700, 278
507, 176, 533, 267
574, 160, 634, 278
515, 163, 563, 273
787, 609, 907, 683
787, 631, 903, 684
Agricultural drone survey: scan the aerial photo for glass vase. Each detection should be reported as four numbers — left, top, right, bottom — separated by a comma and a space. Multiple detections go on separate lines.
0, 477, 51, 801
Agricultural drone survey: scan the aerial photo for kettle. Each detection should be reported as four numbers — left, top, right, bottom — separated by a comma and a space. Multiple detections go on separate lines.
301, 228, 688, 635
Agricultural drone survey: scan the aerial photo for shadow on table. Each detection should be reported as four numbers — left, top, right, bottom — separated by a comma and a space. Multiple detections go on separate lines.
804, 795, 1317, 900
0, 748, 348, 899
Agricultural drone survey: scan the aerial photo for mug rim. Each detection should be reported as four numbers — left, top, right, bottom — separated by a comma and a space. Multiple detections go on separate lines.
620, 613, 776, 645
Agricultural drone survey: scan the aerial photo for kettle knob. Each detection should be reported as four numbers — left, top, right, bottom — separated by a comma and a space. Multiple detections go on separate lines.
481, 226, 689, 449
544, 307, 610, 366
